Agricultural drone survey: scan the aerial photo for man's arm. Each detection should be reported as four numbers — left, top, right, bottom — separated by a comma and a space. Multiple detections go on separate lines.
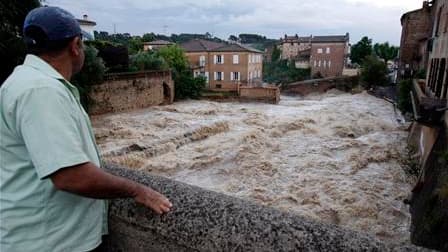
50, 162, 172, 215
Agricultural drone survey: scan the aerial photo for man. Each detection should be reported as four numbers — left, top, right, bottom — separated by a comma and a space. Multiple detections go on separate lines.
0, 6, 172, 252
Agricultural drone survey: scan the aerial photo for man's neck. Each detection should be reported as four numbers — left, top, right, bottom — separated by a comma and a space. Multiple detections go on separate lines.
39, 54, 73, 80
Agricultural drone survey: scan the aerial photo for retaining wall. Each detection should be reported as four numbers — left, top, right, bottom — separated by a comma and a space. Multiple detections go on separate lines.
239, 86, 280, 104
88, 71, 174, 115
103, 164, 396, 252
281, 76, 359, 96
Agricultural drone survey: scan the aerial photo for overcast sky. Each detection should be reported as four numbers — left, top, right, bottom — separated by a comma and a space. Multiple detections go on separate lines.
46, 0, 423, 45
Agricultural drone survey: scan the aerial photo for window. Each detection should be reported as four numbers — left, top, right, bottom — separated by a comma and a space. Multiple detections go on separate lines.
230, 72, 240, 81
233, 55, 239, 64
215, 55, 224, 64
318, 60, 321, 67
249, 72, 253, 80
317, 48, 323, 54
205, 72, 209, 83
323, 60, 327, 68
215, 72, 224, 81
314, 60, 317, 67
328, 60, 332, 68
199, 55, 206, 66
326, 47, 331, 54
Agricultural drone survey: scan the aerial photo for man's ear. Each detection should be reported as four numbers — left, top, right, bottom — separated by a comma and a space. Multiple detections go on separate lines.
70, 36, 82, 56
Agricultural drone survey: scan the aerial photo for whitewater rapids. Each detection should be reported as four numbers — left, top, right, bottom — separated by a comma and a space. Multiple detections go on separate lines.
92, 90, 413, 245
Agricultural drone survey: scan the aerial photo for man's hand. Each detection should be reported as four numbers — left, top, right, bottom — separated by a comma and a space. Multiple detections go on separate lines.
134, 185, 172, 214
51, 162, 173, 214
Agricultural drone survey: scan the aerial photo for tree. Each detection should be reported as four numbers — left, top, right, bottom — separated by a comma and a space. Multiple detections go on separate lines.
0, 0, 41, 84
129, 51, 168, 71
271, 46, 281, 62
157, 45, 205, 99
142, 33, 156, 42
71, 45, 106, 111
350, 36, 373, 65
128, 36, 143, 54
373, 42, 399, 64
360, 55, 388, 88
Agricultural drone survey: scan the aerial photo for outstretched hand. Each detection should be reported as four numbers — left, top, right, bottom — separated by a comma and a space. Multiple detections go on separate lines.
134, 185, 172, 214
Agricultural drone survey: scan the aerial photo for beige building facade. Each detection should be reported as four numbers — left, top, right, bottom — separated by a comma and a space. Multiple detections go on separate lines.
280, 34, 350, 78
181, 40, 263, 91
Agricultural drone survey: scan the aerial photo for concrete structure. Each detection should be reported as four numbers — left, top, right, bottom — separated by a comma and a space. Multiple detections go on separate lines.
102, 164, 393, 252
281, 76, 359, 96
402, 0, 448, 250
88, 71, 174, 115
181, 39, 263, 91
239, 86, 280, 104
280, 34, 350, 78
76, 15, 96, 40
143, 40, 174, 51
399, 1, 433, 78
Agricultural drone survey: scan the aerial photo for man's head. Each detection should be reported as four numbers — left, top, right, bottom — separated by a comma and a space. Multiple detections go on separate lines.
23, 7, 85, 75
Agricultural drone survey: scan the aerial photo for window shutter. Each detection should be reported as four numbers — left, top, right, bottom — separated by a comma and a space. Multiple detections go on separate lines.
230, 72, 234, 81
238, 72, 241, 80
221, 55, 224, 64
214, 72, 217, 80
221, 72, 224, 81
205, 72, 209, 83
214, 55, 217, 64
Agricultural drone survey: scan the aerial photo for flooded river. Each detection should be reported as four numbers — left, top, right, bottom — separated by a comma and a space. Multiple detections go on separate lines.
92, 90, 413, 245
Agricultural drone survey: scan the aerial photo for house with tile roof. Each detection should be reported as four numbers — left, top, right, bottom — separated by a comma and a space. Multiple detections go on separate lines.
280, 33, 350, 78
180, 39, 264, 91
143, 40, 174, 51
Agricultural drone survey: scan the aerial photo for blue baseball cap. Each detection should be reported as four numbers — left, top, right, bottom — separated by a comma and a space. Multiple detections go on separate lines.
23, 6, 82, 44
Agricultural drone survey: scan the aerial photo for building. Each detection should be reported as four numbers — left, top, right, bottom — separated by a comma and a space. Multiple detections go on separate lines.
143, 40, 174, 51
280, 33, 350, 78
76, 15, 96, 40
401, 0, 448, 250
399, 1, 433, 77
180, 39, 263, 91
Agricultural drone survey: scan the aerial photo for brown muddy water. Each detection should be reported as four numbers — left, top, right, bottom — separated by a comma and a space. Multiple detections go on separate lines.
92, 90, 413, 245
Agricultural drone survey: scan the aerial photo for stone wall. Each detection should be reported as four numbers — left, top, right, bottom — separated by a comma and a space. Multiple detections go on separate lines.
239, 86, 280, 104
88, 71, 174, 115
281, 76, 359, 96
103, 164, 393, 252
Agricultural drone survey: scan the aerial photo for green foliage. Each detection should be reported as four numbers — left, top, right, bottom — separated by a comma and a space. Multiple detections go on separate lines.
238, 34, 267, 44
271, 46, 281, 62
360, 55, 388, 88
398, 79, 413, 113
85, 40, 129, 72
128, 36, 143, 54
71, 45, 106, 111
373, 42, 399, 64
129, 51, 169, 71
350, 36, 373, 65
263, 60, 311, 84
174, 73, 206, 100
142, 33, 156, 42
156, 45, 205, 100
0, 0, 41, 84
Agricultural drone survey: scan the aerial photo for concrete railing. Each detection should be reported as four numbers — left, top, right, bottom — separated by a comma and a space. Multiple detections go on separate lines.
103, 164, 393, 251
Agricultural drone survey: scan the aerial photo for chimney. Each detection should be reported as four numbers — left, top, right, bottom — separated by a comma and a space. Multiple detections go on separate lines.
83, 14, 88, 20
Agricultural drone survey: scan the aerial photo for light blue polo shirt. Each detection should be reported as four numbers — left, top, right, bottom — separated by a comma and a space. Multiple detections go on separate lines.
0, 55, 107, 252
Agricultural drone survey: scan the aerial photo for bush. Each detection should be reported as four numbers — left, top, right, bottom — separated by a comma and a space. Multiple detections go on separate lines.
129, 51, 169, 71
398, 79, 413, 113
72, 45, 106, 111
157, 45, 205, 99
415, 69, 427, 79
85, 40, 129, 73
360, 55, 388, 88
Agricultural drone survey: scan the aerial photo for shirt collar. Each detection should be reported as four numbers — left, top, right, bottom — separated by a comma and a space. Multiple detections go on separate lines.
23, 54, 66, 80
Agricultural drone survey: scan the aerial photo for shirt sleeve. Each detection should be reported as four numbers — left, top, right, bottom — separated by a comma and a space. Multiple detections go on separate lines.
17, 86, 90, 179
